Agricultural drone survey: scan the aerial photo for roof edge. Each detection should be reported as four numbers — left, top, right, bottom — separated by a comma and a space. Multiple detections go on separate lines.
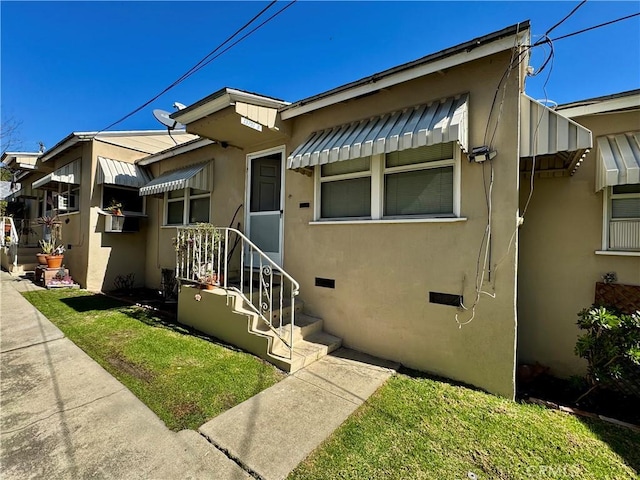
281, 21, 530, 120
556, 89, 640, 118
171, 88, 290, 125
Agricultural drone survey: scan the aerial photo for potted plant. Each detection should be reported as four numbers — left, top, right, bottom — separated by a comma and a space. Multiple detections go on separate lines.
46, 244, 65, 269
36, 215, 63, 267
198, 268, 222, 290
104, 200, 123, 216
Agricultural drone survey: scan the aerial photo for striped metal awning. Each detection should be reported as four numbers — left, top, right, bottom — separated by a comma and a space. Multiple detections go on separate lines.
97, 156, 152, 188
520, 95, 592, 176
139, 162, 211, 196
596, 131, 640, 191
32, 160, 80, 189
287, 94, 469, 169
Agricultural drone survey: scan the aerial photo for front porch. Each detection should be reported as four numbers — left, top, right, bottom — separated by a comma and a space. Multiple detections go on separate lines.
173, 224, 341, 373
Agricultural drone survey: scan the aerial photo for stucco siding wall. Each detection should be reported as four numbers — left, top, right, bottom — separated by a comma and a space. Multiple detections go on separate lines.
142, 144, 245, 290
84, 141, 154, 291
517, 109, 640, 377
280, 52, 521, 398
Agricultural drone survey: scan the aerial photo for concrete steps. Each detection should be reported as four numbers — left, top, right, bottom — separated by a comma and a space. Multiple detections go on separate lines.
189, 286, 342, 373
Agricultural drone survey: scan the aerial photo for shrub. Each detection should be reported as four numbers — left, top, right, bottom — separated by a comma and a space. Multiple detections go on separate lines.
575, 306, 640, 400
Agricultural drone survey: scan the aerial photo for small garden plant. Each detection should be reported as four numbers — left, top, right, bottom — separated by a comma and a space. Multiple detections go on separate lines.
575, 305, 640, 402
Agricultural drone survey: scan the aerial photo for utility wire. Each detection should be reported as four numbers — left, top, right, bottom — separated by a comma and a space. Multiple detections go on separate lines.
550, 12, 640, 42
99, 1, 285, 133
185, 1, 297, 80
544, 0, 587, 37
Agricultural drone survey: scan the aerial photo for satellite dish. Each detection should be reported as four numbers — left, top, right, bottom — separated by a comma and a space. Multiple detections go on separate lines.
153, 109, 184, 130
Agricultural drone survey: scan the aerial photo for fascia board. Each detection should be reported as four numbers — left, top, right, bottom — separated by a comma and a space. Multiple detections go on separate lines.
557, 94, 640, 118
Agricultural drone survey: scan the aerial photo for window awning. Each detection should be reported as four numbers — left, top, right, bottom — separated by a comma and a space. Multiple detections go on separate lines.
596, 131, 640, 192
520, 95, 592, 175
97, 156, 152, 188
32, 160, 80, 189
287, 94, 469, 169
139, 162, 211, 196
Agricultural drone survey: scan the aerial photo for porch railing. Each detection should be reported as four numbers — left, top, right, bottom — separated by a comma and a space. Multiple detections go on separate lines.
175, 225, 300, 358
1, 217, 19, 269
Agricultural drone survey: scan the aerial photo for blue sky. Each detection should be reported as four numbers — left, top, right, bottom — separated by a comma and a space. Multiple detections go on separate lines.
2, 1, 639, 153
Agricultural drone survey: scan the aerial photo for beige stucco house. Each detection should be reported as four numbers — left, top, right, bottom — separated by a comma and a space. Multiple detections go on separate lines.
518, 90, 640, 377
127, 21, 605, 399
5, 21, 635, 400
3, 130, 196, 290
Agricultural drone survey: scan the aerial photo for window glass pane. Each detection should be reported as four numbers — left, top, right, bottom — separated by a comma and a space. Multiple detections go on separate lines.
612, 184, 640, 195
189, 196, 210, 223
250, 213, 280, 252
385, 166, 453, 216
103, 185, 143, 212
321, 157, 371, 177
386, 143, 454, 168
168, 189, 185, 199
190, 188, 209, 196
321, 177, 371, 218
611, 197, 640, 219
167, 200, 184, 225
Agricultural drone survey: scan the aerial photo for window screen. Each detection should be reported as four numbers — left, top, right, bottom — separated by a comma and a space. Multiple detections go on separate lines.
321, 177, 371, 218
167, 200, 184, 225
385, 166, 453, 216
189, 197, 210, 223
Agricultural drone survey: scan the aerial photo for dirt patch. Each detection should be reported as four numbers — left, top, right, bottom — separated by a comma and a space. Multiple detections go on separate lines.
106, 354, 155, 383
219, 392, 238, 411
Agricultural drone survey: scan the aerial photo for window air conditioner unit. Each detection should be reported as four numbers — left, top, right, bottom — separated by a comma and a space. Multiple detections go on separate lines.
105, 215, 125, 233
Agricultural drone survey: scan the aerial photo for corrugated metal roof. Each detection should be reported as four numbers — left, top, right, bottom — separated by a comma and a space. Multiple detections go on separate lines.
596, 131, 640, 191
520, 95, 592, 160
139, 162, 211, 196
32, 160, 80, 189
288, 94, 468, 169
97, 157, 152, 188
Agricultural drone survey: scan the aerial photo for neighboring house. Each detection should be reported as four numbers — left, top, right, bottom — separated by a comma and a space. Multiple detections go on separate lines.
3, 131, 197, 289
518, 90, 640, 377
147, 20, 597, 399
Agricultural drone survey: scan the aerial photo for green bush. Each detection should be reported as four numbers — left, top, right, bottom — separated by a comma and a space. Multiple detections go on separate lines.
575, 306, 640, 399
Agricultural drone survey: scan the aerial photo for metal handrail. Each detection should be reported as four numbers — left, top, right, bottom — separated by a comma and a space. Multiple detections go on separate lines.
175, 225, 300, 358
1, 217, 19, 269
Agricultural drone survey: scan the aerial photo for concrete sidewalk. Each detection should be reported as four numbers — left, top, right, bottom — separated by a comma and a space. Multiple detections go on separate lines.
0, 273, 250, 480
0, 272, 398, 479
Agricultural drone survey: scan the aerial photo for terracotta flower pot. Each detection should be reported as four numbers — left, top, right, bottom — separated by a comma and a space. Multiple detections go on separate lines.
46, 255, 64, 269
36, 253, 49, 265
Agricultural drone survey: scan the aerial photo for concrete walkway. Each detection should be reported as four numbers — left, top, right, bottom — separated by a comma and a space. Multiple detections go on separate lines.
0, 271, 397, 479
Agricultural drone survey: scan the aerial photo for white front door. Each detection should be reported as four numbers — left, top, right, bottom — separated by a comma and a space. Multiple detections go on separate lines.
246, 147, 284, 266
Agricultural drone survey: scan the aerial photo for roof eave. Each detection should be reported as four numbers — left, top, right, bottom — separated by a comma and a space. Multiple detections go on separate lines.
556, 90, 640, 118
171, 88, 290, 126
281, 21, 530, 120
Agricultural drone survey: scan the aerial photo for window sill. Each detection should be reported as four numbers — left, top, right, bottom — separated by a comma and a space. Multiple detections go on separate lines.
309, 217, 467, 225
58, 211, 80, 217
595, 250, 640, 257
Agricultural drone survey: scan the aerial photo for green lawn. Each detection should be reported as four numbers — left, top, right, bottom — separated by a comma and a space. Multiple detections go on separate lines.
22, 289, 284, 431
289, 373, 640, 480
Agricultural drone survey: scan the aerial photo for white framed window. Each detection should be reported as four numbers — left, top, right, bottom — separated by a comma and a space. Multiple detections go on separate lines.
602, 184, 640, 251
164, 188, 210, 226
54, 185, 79, 213
314, 142, 460, 221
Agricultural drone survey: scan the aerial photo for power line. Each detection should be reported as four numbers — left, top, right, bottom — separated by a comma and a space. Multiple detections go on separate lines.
99, 1, 289, 133
184, 1, 297, 83
544, 0, 587, 37
551, 12, 640, 42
